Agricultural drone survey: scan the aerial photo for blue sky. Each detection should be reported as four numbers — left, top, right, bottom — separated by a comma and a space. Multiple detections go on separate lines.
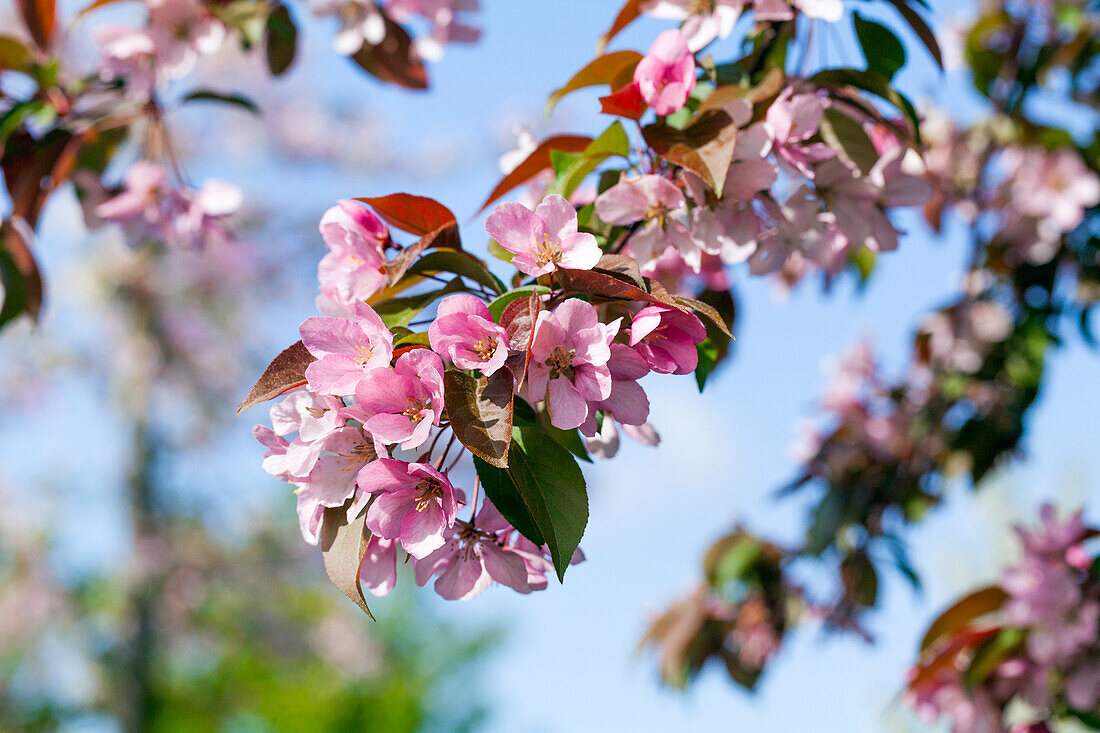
6, 0, 1100, 730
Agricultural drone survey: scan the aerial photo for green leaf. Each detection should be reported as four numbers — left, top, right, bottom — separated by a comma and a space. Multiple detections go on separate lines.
405, 249, 506, 295
264, 3, 297, 76
811, 68, 922, 145
487, 239, 515, 264
819, 107, 879, 174
513, 397, 591, 463
694, 337, 720, 392
0, 35, 32, 73
443, 369, 515, 469
854, 12, 906, 81
474, 422, 588, 580
963, 628, 1022, 690
548, 121, 630, 199
181, 89, 260, 114
320, 501, 375, 620
373, 278, 466, 329
487, 285, 549, 322
919, 586, 1009, 652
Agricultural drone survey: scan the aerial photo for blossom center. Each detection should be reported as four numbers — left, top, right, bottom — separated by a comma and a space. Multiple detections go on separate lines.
545, 345, 576, 379
305, 406, 330, 419
534, 232, 564, 267
690, 0, 717, 13
644, 205, 670, 230
337, 441, 375, 470
402, 397, 429, 422
413, 478, 444, 511
354, 343, 375, 366
472, 335, 498, 361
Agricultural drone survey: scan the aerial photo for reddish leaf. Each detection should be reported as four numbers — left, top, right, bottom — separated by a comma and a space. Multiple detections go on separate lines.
919, 586, 1008, 653
595, 253, 645, 288
599, 82, 647, 120
556, 267, 680, 309
320, 501, 375, 620
0, 36, 32, 73
698, 69, 785, 113
357, 193, 457, 236
0, 218, 42, 328
383, 223, 461, 285
17, 0, 55, 52
672, 295, 734, 339
597, 0, 645, 53
350, 14, 427, 90
2, 129, 73, 225
393, 342, 430, 360
76, 0, 133, 17
500, 293, 542, 384
909, 626, 1001, 692
479, 134, 593, 213
642, 109, 739, 195
546, 50, 643, 119
443, 368, 515, 469
236, 340, 315, 414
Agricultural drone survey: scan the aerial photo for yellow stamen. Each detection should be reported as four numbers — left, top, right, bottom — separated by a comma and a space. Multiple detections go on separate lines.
534, 232, 564, 267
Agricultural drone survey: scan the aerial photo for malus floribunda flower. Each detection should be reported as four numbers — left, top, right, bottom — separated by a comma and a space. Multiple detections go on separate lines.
350, 349, 445, 451
643, 0, 744, 52
633, 29, 696, 116
595, 174, 701, 270
630, 305, 707, 374
300, 301, 395, 397
428, 294, 510, 375
353, 459, 460, 559
485, 194, 601, 277
317, 200, 389, 314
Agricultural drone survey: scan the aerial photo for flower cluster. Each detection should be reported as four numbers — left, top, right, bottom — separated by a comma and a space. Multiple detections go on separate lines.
312, 0, 479, 60
250, 193, 719, 604
906, 505, 1100, 732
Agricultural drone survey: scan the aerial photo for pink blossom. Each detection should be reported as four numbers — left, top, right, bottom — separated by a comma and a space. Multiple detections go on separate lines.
146, 0, 225, 79
1007, 148, 1100, 238
298, 426, 380, 508
350, 349, 445, 451
528, 299, 620, 430
586, 418, 663, 459
296, 491, 327, 545
765, 89, 835, 178
359, 537, 399, 596
751, 187, 845, 275
633, 29, 697, 116
253, 425, 292, 478
579, 343, 652, 437
412, 501, 533, 600
352, 459, 459, 559
815, 158, 899, 253
630, 305, 707, 374
754, 0, 843, 22
313, 0, 387, 54
94, 26, 158, 98
428, 294, 510, 375
96, 161, 173, 225
595, 175, 701, 270
484, 194, 601, 277
317, 200, 389, 315
270, 390, 344, 443
643, 0, 744, 51
300, 301, 395, 397
387, 0, 480, 61
683, 144, 775, 264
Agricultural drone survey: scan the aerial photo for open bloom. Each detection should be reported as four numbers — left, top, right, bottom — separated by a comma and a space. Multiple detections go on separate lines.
300, 301, 395, 396
412, 500, 533, 600
595, 175, 701, 270
317, 200, 389, 314
298, 426, 379, 508
428, 294, 510, 375
94, 26, 158, 98
765, 89, 835, 178
96, 161, 174, 225
633, 29, 696, 115
630, 305, 707, 374
359, 537, 399, 596
353, 459, 459, 559
580, 343, 652, 437
146, 0, 225, 79
351, 349, 445, 451
485, 194, 601, 277
528, 299, 620, 430
643, 0, 744, 51
1006, 148, 1100, 237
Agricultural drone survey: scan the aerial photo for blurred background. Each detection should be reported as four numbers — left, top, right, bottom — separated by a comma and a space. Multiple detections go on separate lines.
0, 0, 1097, 731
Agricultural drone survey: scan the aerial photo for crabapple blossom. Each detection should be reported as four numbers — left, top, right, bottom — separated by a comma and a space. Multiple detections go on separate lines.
94, 26, 158, 98
750, 188, 844, 275
270, 390, 344, 443
353, 459, 460, 559
595, 175, 701, 270
754, 0, 844, 22
629, 305, 707, 375
1005, 148, 1100, 238
633, 30, 697, 116
643, 0, 744, 51
386, 0, 481, 61
298, 426, 380, 507
359, 537, 399, 596
579, 343, 652, 437
316, 200, 389, 315
764, 89, 835, 178
145, 0, 225, 79
312, 0, 387, 54
349, 349, 445, 451
428, 294, 510, 375
528, 299, 620, 430
300, 301, 395, 396
484, 194, 602, 277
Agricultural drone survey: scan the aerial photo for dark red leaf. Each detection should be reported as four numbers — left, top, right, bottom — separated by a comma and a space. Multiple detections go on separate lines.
479, 134, 593, 213
357, 193, 457, 236
349, 13, 427, 90
599, 82, 647, 120
236, 340, 315, 414
0, 218, 42, 328
642, 109, 739, 195
500, 293, 542, 384
17, 0, 55, 52
443, 368, 515, 469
